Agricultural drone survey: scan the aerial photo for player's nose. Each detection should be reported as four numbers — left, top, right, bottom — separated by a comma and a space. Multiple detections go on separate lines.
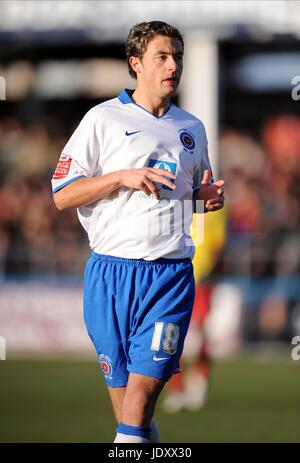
167, 55, 178, 73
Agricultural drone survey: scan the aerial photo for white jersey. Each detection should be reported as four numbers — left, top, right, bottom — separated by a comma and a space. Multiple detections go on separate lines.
52, 89, 212, 260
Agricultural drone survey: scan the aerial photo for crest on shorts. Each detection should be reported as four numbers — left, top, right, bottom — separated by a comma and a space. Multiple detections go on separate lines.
179, 129, 195, 153
99, 354, 113, 379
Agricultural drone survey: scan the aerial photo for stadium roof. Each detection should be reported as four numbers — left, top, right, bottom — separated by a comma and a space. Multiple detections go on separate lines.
0, 0, 300, 42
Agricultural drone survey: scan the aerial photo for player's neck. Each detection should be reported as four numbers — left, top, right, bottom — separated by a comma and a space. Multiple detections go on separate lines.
131, 88, 170, 118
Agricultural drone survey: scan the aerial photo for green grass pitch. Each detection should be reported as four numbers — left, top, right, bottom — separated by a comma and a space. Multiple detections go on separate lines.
0, 357, 299, 442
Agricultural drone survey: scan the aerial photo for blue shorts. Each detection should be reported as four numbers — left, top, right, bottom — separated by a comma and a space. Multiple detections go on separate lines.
83, 252, 195, 387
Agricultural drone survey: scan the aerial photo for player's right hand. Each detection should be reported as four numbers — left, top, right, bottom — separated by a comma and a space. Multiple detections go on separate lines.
120, 168, 176, 200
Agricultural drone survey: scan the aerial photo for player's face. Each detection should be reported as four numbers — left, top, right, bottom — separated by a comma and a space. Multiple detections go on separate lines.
137, 35, 183, 99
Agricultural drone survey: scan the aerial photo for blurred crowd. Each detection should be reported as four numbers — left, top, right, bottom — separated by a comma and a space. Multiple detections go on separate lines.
0, 117, 89, 278
219, 115, 300, 279
217, 115, 300, 341
0, 113, 300, 282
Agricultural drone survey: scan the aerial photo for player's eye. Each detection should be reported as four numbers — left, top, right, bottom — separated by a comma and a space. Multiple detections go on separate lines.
159, 55, 167, 61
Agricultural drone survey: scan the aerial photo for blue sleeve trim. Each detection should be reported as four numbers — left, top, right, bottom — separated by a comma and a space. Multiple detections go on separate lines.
52, 175, 86, 193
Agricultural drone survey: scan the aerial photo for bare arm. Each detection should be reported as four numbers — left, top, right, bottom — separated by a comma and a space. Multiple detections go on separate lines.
53, 168, 176, 211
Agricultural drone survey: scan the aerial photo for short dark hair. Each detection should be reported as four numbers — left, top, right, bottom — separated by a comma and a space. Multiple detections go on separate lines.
126, 21, 184, 79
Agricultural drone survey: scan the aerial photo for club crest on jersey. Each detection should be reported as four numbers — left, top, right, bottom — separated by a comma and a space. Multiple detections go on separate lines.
148, 159, 177, 191
99, 354, 113, 379
179, 129, 195, 153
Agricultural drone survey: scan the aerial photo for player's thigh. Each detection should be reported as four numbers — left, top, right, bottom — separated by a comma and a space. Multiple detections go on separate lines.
127, 259, 195, 382
83, 253, 129, 387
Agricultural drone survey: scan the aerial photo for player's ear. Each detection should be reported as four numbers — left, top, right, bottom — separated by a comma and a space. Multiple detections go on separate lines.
129, 56, 142, 75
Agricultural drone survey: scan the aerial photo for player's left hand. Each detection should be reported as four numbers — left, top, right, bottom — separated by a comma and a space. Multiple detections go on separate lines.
198, 170, 225, 212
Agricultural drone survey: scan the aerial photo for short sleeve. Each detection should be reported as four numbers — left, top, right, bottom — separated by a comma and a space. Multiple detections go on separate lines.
51, 109, 100, 193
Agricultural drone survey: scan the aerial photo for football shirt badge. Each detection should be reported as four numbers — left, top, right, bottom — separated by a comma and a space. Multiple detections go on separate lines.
178, 129, 195, 153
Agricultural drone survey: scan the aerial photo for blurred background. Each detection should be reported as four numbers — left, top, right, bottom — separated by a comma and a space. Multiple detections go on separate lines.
0, 0, 300, 443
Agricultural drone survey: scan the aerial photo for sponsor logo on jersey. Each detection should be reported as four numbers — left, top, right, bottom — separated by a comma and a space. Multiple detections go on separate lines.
148, 159, 177, 191
125, 130, 142, 136
178, 129, 195, 153
99, 354, 113, 379
53, 153, 72, 179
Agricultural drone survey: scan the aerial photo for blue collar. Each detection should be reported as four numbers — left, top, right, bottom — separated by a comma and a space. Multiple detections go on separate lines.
117, 88, 173, 119
118, 88, 134, 104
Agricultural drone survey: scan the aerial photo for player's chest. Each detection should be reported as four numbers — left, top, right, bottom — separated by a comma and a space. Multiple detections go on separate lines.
99, 115, 199, 176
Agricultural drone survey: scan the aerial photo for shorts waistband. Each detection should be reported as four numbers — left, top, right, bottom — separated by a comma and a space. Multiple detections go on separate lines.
91, 251, 191, 266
